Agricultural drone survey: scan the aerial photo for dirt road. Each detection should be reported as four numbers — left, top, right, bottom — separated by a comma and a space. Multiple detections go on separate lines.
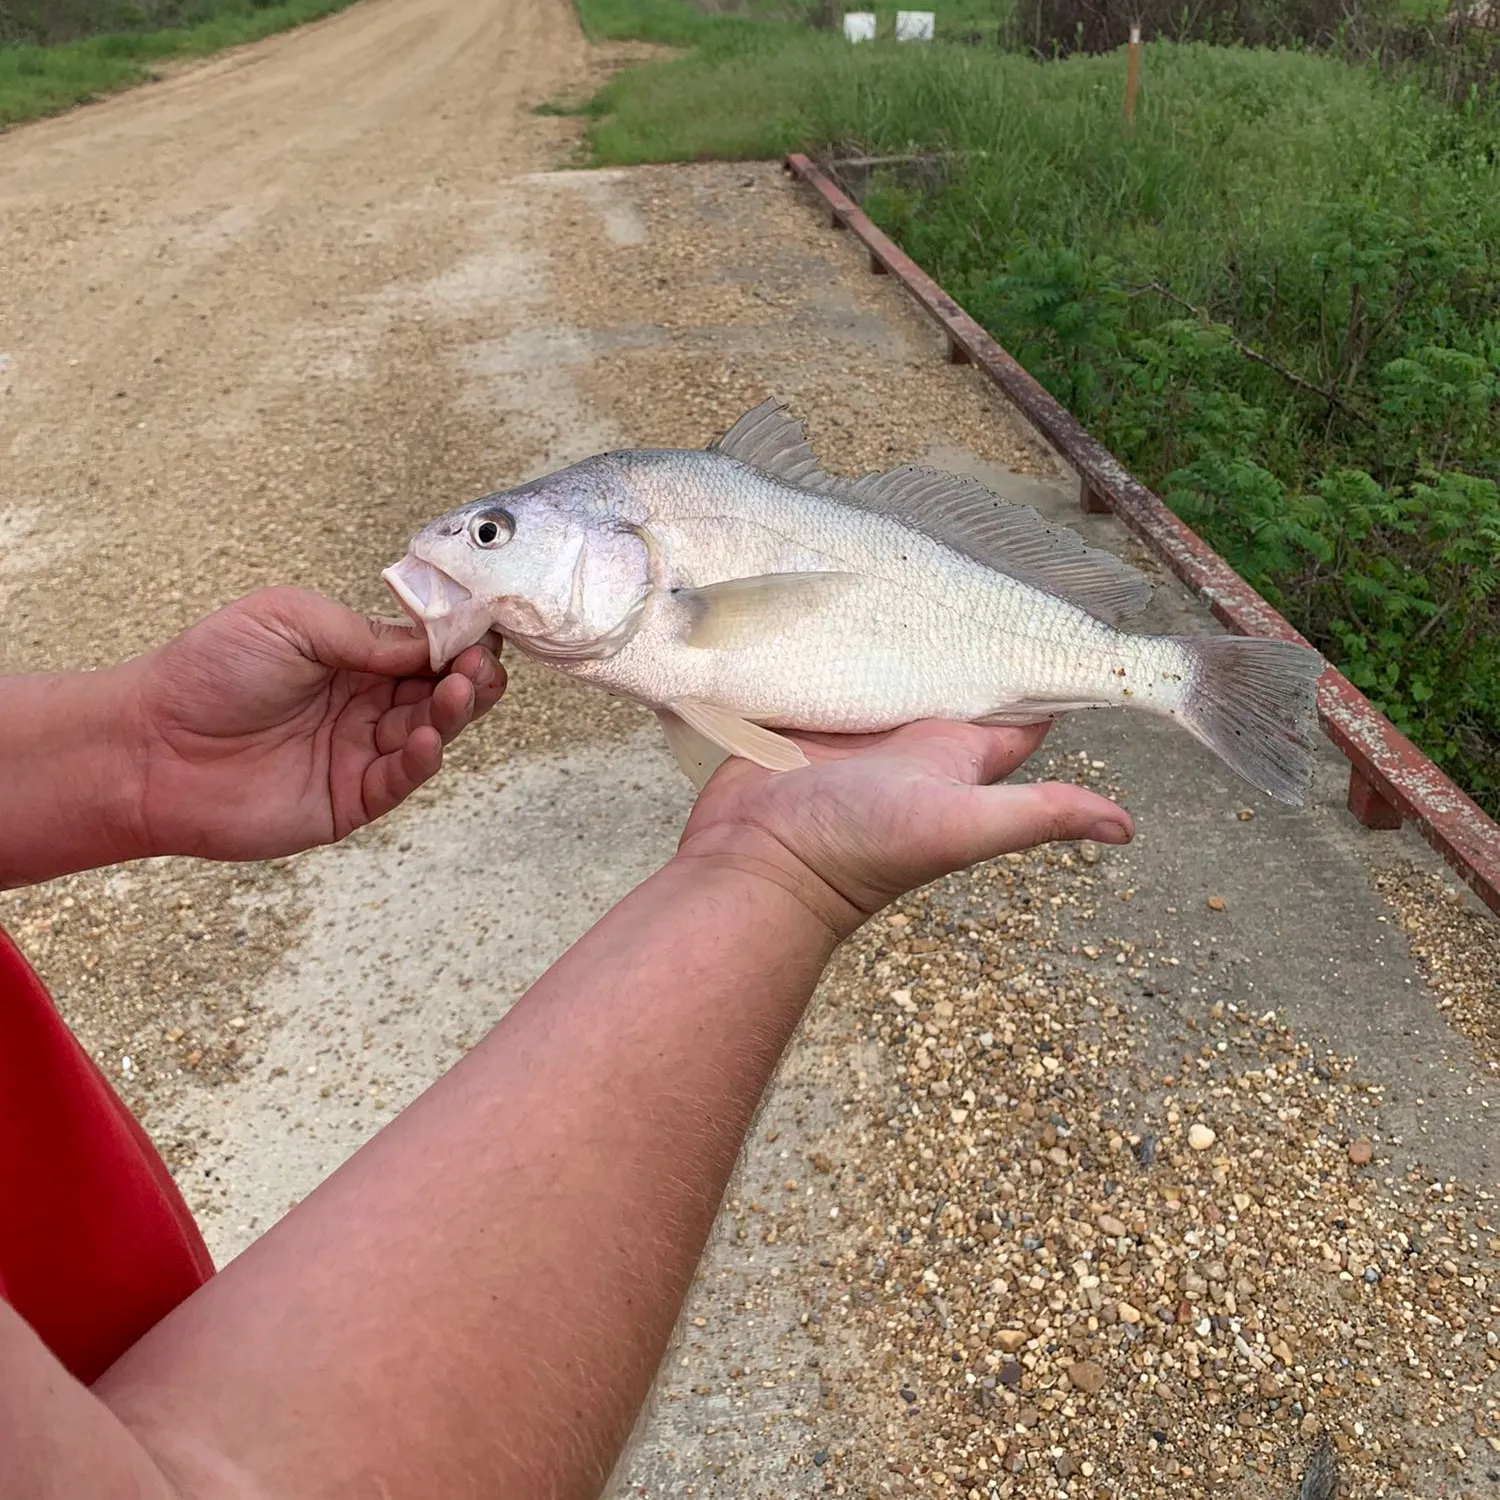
0, 0, 597, 661
3, 3, 1497, 1497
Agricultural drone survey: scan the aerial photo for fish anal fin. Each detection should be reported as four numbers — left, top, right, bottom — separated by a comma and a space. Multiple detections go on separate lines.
840, 464, 1153, 626
656, 708, 731, 791
974, 697, 1116, 726
667, 699, 809, 775
676, 571, 861, 651
709, 398, 837, 491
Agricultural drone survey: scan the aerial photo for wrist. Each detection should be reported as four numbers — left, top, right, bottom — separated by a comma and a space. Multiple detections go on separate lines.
672, 822, 867, 948
0, 659, 156, 888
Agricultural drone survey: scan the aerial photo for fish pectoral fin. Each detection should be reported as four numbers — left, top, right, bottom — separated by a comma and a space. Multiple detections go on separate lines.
656, 708, 732, 791
974, 697, 1117, 725
667, 699, 810, 776
675, 571, 861, 651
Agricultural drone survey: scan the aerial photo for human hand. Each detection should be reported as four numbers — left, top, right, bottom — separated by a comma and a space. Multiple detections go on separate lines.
676, 721, 1132, 940
123, 586, 506, 862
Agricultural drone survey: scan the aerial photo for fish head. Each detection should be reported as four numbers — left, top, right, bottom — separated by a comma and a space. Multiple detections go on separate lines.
382, 476, 652, 671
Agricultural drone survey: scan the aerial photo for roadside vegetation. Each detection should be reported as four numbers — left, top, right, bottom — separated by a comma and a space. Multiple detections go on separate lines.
575, 0, 1500, 814
0, 1, 361, 126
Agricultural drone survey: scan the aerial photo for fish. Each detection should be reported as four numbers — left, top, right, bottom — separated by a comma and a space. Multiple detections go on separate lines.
381, 397, 1325, 802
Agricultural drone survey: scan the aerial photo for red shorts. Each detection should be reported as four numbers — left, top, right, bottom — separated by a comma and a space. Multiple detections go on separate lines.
0, 927, 213, 1384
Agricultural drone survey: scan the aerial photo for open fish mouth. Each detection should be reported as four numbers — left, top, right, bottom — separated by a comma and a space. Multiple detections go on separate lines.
381, 554, 488, 672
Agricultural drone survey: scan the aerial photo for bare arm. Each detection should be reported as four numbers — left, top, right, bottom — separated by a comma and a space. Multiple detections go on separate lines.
0, 1311, 178, 1500
4, 721, 1129, 1499
2, 858, 838, 1500
100, 854, 839, 1499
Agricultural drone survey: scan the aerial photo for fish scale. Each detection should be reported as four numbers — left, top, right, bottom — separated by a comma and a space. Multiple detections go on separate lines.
383, 399, 1323, 803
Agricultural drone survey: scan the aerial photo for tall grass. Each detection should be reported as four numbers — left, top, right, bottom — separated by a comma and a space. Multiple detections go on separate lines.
0, 0, 362, 126
581, 4, 1500, 811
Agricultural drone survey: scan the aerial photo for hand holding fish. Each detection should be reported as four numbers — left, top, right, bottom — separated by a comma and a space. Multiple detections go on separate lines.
0, 585, 504, 890
118, 586, 505, 864
677, 717, 1132, 941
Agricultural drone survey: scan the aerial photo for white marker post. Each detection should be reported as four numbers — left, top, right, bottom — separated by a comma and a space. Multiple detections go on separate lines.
896, 10, 936, 39
843, 11, 877, 41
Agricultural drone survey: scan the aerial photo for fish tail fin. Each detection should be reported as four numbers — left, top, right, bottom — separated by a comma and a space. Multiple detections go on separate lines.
1171, 635, 1324, 805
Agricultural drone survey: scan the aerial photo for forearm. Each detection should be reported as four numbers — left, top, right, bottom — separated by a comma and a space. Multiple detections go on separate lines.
87, 854, 840, 1498
0, 667, 150, 889
1, 1305, 178, 1500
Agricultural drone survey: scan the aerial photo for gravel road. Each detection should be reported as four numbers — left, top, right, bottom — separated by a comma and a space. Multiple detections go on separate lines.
2, 4, 1497, 1497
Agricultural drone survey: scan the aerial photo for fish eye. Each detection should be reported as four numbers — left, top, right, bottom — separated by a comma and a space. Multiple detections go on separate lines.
467, 510, 513, 549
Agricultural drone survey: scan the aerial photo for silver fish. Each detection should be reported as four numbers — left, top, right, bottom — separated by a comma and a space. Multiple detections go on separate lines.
382, 399, 1324, 801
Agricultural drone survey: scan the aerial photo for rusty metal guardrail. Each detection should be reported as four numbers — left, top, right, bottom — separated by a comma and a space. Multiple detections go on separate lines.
783, 150, 1500, 919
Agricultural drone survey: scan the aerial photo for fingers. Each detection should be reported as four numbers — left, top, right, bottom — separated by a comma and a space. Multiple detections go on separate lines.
248, 587, 436, 677
372, 652, 508, 753
362, 726, 446, 825
969, 722, 1052, 784
452, 643, 507, 719
249, 587, 506, 689
357, 664, 501, 825
374, 675, 469, 755
392, 677, 434, 709
255, 583, 505, 731
962, 780, 1132, 868
786, 719, 1052, 773
901, 720, 1051, 786
428, 672, 480, 743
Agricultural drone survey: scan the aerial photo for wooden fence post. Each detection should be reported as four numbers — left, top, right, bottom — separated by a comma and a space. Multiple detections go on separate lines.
1125, 24, 1142, 127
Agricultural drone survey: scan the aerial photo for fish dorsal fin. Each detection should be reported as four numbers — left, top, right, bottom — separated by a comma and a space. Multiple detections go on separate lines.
708, 398, 838, 491
839, 464, 1153, 626
710, 401, 1151, 626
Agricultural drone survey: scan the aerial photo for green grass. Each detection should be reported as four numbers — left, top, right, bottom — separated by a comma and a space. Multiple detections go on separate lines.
0, 0, 363, 127
578, 0, 1500, 812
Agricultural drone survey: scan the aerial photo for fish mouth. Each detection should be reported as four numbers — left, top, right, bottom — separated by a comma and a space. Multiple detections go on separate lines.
381, 554, 488, 673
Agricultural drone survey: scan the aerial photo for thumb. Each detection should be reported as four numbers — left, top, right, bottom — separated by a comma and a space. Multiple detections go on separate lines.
254, 586, 433, 678
959, 780, 1132, 868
